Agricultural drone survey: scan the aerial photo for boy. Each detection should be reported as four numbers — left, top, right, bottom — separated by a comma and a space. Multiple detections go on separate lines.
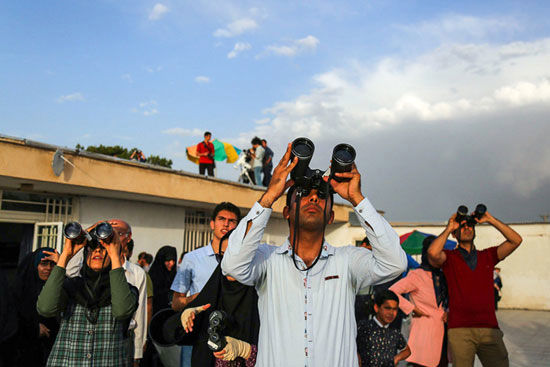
357, 290, 411, 367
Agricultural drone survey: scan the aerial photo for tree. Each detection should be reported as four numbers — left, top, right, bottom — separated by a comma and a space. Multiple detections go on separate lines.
75, 144, 173, 168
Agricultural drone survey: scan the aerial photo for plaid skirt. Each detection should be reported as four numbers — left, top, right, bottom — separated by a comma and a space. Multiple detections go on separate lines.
47, 303, 133, 367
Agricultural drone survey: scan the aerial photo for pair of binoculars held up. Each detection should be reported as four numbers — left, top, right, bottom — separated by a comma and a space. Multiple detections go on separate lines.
289, 137, 356, 198
455, 204, 487, 227
63, 221, 114, 250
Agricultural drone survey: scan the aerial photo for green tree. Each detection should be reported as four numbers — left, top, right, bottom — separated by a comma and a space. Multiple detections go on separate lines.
75, 144, 172, 168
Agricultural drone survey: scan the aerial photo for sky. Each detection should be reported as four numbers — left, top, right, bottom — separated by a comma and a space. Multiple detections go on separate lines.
1, 0, 549, 222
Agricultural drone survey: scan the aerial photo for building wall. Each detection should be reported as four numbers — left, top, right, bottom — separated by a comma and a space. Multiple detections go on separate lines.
79, 196, 187, 258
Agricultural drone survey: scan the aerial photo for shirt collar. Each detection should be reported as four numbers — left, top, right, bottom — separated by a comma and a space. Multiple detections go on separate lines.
276, 239, 335, 259
374, 316, 390, 329
206, 241, 216, 256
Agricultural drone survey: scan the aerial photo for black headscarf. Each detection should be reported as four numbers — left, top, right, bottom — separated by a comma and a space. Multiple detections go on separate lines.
421, 236, 448, 309
12, 248, 60, 366
63, 247, 112, 319
149, 246, 177, 314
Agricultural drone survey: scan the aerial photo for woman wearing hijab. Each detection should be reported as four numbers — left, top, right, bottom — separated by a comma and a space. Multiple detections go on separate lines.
157, 230, 259, 367
389, 236, 449, 367
37, 224, 138, 367
149, 245, 177, 315
13, 247, 60, 366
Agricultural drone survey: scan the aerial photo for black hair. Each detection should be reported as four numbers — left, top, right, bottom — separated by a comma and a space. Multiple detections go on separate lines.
127, 239, 134, 253
212, 202, 242, 222
285, 185, 334, 211
179, 251, 187, 262
374, 289, 399, 307
421, 235, 436, 266
261, 139, 267, 144
361, 236, 370, 246
145, 253, 153, 265
204, 131, 212, 137
251, 136, 262, 146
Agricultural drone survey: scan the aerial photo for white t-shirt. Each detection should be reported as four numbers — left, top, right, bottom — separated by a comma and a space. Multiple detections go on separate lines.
253, 145, 264, 168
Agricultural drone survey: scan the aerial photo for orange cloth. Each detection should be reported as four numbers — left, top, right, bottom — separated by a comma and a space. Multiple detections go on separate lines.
390, 269, 446, 367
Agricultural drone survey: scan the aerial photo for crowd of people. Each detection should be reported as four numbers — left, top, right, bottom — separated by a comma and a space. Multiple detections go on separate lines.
0, 142, 523, 367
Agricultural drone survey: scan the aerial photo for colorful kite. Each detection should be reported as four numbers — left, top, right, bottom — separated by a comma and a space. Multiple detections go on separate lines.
186, 139, 242, 165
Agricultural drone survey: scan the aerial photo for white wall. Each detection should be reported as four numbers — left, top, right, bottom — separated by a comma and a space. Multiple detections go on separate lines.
79, 196, 187, 259
323, 217, 550, 310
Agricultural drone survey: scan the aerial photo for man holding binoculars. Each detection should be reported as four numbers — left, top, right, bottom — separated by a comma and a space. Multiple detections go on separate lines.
221, 139, 407, 367
427, 205, 523, 367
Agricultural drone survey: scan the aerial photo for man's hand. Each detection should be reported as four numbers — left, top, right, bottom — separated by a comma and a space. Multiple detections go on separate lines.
446, 213, 460, 232
475, 210, 494, 225
181, 304, 210, 333
213, 336, 251, 361
326, 163, 364, 206
258, 143, 298, 208
38, 323, 50, 338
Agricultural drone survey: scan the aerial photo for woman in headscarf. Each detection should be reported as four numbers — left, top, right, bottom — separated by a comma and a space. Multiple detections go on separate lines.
389, 236, 449, 367
149, 245, 177, 315
37, 223, 138, 367
156, 230, 259, 367
13, 247, 60, 366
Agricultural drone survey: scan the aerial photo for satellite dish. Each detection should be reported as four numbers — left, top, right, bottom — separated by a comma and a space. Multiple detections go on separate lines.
52, 149, 65, 176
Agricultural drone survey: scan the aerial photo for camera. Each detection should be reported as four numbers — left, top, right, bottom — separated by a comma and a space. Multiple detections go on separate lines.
289, 137, 356, 197
63, 221, 114, 250
455, 204, 487, 227
207, 310, 228, 352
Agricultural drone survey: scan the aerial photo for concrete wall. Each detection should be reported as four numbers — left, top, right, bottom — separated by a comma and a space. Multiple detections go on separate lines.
79, 196, 187, 258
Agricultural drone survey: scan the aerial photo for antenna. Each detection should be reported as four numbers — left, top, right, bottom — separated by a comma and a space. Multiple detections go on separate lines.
52, 149, 65, 176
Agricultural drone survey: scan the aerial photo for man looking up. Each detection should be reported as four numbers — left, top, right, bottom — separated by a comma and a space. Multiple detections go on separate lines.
428, 209, 522, 367
197, 131, 215, 176
171, 202, 241, 367
222, 143, 407, 367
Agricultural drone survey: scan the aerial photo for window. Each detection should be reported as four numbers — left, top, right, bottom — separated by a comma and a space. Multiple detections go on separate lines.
183, 210, 213, 253
33, 222, 64, 251
0, 190, 75, 222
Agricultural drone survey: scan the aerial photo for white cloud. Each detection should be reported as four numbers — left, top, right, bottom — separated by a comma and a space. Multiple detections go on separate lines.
133, 100, 159, 116
228, 42, 251, 59
214, 18, 258, 38
149, 3, 169, 21
57, 93, 84, 103
195, 76, 211, 84
262, 35, 319, 57
398, 14, 521, 41
122, 74, 133, 83
162, 127, 203, 137
146, 66, 163, 73
238, 37, 550, 202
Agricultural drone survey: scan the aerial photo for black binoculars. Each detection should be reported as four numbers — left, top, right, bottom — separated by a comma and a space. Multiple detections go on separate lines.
63, 221, 114, 250
289, 137, 356, 197
455, 204, 487, 227
207, 310, 228, 352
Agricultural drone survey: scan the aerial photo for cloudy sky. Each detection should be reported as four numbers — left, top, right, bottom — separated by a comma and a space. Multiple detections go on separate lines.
1, 0, 549, 222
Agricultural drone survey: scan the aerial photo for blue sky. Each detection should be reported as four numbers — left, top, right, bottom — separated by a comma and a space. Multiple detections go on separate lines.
1, 0, 550, 222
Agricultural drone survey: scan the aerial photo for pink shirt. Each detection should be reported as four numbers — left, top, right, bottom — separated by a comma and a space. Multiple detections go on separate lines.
390, 269, 446, 367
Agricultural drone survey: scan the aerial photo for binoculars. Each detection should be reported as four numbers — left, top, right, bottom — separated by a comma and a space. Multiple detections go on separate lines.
207, 310, 228, 352
455, 204, 487, 227
63, 221, 114, 250
289, 137, 356, 197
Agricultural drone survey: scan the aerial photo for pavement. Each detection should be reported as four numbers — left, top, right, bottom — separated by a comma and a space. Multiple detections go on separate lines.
399, 309, 550, 367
